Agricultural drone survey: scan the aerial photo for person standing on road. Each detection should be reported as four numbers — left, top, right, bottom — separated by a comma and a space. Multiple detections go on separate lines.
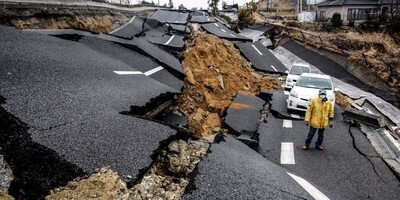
302, 89, 334, 150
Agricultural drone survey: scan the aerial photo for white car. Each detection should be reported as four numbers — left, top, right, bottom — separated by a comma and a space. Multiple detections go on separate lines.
285, 62, 311, 91
287, 73, 338, 112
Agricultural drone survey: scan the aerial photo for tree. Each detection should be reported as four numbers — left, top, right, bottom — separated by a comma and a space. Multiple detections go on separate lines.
238, 9, 252, 29
178, 3, 187, 10
168, 0, 173, 8
331, 13, 342, 27
208, 0, 220, 15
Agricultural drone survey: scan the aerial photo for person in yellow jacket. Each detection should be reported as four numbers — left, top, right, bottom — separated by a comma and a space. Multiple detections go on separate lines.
302, 89, 334, 150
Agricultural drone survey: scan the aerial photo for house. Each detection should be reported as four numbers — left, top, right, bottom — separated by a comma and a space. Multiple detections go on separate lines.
315, 0, 381, 22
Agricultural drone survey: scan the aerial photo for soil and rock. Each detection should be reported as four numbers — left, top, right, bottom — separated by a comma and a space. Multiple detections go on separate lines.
0, 4, 154, 33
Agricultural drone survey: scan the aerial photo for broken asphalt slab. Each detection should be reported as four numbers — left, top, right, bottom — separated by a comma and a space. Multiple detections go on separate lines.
150, 9, 189, 24
182, 135, 323, 200
266, 91, 305, 120
26, 29, 185, 77
235, 41, 286, 73
224, 93, 265, 148
0, 25, 178, 197
202, 22, 251, 41
78, 36, 183, 91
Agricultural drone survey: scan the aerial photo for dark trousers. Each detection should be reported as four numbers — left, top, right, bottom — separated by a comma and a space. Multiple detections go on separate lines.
305, 127, 325, 146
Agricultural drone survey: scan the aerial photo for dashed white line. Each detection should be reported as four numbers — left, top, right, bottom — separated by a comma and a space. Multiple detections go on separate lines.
251, 44, 263, 56
164, 35, 175, 45
221, 29, 226, 32
229, 34, 237, 37
287, 172, 331, 200
214, 23, 219, 27
270, 65, 278, 72
283, 120, 292, 128
291, 114, 300, 119
280, 142, 295, 164
144, 66, 164, 76
113, 71, 143, 75
114, 66, 164, 76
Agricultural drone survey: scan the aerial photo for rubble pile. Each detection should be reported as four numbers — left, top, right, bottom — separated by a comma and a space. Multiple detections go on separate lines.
45, 167, 129, 200
174, 32, 280, 138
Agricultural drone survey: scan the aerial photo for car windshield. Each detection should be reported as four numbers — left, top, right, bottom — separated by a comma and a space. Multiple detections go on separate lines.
289, 65, 310, 75
296, 76, 332, 89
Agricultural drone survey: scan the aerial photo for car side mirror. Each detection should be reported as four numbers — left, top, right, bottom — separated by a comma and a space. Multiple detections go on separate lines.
334, 88, 340, 92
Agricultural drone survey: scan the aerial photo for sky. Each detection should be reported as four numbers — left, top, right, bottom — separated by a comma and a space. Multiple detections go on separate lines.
144, 0, 252, 10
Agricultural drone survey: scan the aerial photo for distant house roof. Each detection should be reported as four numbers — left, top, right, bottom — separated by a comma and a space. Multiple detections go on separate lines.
316, 0, 379, 7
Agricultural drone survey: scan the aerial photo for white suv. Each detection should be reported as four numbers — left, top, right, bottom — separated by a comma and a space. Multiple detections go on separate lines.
285, 62, 311, 91
287, 73, 338, 112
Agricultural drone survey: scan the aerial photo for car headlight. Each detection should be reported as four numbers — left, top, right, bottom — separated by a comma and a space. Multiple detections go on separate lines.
290, 90, 298, 98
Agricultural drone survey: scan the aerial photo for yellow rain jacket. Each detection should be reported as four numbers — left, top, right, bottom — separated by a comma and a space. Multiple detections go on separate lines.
305, 96, 334, 129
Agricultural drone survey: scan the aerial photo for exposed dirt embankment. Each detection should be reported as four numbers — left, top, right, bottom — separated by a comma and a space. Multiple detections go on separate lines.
174, 32, 280, 139
0, 5, 152, 33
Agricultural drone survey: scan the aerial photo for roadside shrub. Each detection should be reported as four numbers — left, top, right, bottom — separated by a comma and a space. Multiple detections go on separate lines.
238, 9, 253, 29
286, 21, 300, 27
219, 14, 232, 23
359, 20, 380, 32
331, 13, 342, 27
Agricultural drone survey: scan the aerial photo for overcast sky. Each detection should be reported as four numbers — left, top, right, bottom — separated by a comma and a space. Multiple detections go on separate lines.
143, 0, 252, 9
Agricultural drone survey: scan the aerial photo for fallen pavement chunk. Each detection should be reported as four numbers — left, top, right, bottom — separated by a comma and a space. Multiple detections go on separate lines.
202, 22, 251, 41
235, 41, 286, 73
151, 10, 189, 24
342, 108, 385, 128
224, 93, 265, 149
267, 91, 304, 120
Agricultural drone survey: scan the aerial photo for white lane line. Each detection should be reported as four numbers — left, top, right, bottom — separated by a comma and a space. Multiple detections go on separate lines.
251, 44, 263, 56
284, 91, 290, 95
221, 29, 226, 32
113, 71, 143, 75
144, 66, 164, 76
114, 66, 164, 76
291, 114, 300, 119
109, 16, 135, 34
229, 34, 237, 37
280, 142, 295, 164
283, 120, 292, 128
214, 23, 219, 27
164, 35, 175, 45
270, 65, 278, 72
287, 172, 331, 200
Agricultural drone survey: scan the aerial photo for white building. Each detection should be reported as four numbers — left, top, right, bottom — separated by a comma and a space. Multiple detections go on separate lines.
106, 0, 131, 5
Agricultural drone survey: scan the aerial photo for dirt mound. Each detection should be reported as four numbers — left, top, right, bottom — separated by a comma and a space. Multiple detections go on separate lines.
45, 167, 129, 200
174, 32, 280, 138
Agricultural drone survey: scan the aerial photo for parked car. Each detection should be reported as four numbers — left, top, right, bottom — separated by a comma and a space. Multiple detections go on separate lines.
287, 73, 338, 112
285, 62, 311, 91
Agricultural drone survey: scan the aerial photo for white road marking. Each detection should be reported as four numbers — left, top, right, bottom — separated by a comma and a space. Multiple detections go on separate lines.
214, 23, 219, 27
221, 29, 226, 32
284, 91, 290, 95
229, 34, 237, 37
280, 142, 295, 164
251, 44, 263, 56
270, 65, 278, 72
164, 35, 175, 45
291, 114, 300, 119
114, 66, 164, 76
113, 71, 143, 75
287, 172, 331, 200
144, 66, 164, 76
109, 16, 135, 34
283, 120, 292, 128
